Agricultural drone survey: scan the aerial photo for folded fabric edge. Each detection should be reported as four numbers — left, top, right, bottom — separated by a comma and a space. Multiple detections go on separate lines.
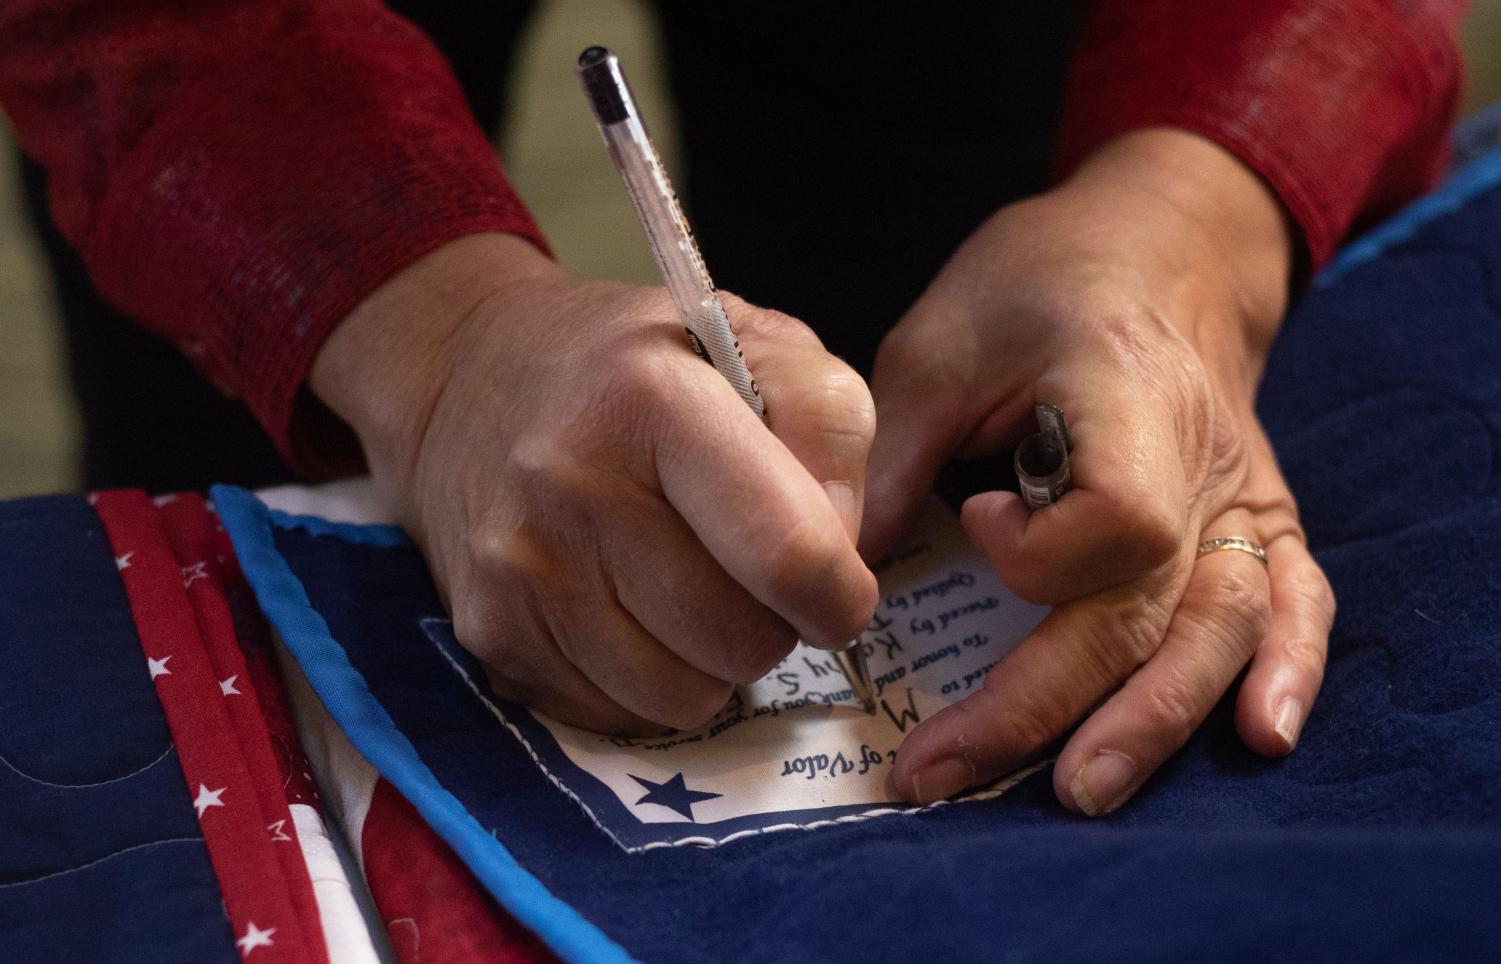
211, 484, 637, 964
94, 488, 329, 964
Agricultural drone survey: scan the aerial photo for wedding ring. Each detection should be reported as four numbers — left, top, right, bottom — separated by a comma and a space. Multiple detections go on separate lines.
1196, 537, 1269, 566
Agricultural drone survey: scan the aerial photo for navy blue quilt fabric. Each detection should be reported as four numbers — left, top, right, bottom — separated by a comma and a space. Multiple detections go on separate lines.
221, 151, 1501, 963
0, 496, 237, 963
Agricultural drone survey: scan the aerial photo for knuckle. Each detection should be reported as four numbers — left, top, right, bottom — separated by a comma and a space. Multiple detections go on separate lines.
545, 615, 599, 671
1094, 310, 1182, 379
444, 597, 492, 648
1316, 575, 1338, 627
1271, 541, 1338, 630
466, 526, 548, 586
1113, 591, 1175, 668
1199, 568, 1270, 649
873, 323, 965, 393
873, 323, 925, 370
550, 696, 663, 737
1301, 563, 1338, 627
1257, 502, 1305, 546
1140, 670, 1204, 738
1205, 409, 1251, 488
974, 684, 1060, 755
1114, 488, 1184, 571
736, 305, 807, 343
790, 366, 877, 451
766, 514, 849, 600
479, 666, 529, 707
658, 679, 735, 732
602, 349, 689, 420
451, 597, 502, 659
1012, 704, 1064, 753
507, 431, 601, 503
1081, 588, 1175, 679
1277, 634, 1327, 679
807, 570, 878, 648
1001, 568, 1061, 607
991, 550, 1071, 607
723, 623, 799, 684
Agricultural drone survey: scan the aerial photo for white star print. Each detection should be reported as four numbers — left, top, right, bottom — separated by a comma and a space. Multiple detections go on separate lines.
115, 552, 133, 571
267, 819, 291, 842
236, 922, 275, 955
181, 561, 207, 588
219, 675, 241, 697
148, 655, 172, 680
193, 783, 226, 818
152, 493, 178, 507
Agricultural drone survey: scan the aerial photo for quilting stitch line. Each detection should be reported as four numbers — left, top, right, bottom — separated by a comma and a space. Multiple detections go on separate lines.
0, 742, 175, 789
0, 837, 203, 889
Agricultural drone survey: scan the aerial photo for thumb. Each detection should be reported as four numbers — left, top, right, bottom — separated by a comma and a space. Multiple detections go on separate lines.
731, 300, 877, 543
858, 350, 974, 560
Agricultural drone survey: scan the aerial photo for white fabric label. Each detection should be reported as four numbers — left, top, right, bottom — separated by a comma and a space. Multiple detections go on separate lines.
422, 500, 1048, 851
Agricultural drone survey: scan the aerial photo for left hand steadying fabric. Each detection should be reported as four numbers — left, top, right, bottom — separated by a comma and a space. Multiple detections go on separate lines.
861, 129, 1336, 816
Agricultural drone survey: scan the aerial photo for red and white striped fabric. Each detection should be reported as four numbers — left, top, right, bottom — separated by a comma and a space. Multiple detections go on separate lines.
92, 490, 550, 964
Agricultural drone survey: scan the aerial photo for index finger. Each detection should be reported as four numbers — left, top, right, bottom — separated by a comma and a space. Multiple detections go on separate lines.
961, 364, 1194, 606
733, 301, 877, 543
892, 559, 1188, 803
648, 344, 878, 652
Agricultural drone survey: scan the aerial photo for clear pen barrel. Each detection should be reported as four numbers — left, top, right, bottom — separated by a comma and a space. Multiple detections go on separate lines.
578, 47, 765, 417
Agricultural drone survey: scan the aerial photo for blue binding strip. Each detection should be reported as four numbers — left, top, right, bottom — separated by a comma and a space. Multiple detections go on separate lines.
212, 485, 637, 964
263, 507, 409, 549
1318, 146, 1501, 286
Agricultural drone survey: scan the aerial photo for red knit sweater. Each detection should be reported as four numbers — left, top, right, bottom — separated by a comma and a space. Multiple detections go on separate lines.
0, 1, 1469, 468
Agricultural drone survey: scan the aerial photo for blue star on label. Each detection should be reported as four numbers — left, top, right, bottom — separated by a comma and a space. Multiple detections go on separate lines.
628, 772, 722, 821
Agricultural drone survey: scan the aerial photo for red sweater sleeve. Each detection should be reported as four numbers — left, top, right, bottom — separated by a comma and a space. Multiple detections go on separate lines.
0, 0, 546, 470
1057, 0, 1468, 271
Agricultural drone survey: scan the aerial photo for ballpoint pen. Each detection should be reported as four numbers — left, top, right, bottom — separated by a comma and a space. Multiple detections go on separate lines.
576, 45, 876, 714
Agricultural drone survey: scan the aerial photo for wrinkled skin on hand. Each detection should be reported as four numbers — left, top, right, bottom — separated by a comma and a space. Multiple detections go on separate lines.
861, 129, 1335, 815
311, 235, 878, 734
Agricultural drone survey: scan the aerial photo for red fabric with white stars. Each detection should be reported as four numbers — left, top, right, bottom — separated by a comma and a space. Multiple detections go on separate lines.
157, 491, 330, 958
94, 490, 326, 963
202, 500, 326, 814
95, 489, 553, 962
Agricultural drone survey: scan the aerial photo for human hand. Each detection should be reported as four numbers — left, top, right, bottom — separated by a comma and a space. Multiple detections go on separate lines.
861, 130, 1335, 814
310, 234, 877, 733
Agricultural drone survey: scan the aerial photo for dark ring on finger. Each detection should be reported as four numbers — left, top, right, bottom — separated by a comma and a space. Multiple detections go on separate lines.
1196, 537, 1268, 567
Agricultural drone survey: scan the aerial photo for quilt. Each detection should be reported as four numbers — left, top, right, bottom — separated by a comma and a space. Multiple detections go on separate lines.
215, 148, 1501, 961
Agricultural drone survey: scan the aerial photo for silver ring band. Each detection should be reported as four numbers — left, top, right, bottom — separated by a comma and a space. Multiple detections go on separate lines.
1196, 536, 1268, 566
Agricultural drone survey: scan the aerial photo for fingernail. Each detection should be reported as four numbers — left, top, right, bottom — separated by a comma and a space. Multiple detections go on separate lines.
1069, 750, 1138, 817
1274, 697, 1305, 750
822, 480, 860, 541
909, 757, 973, 803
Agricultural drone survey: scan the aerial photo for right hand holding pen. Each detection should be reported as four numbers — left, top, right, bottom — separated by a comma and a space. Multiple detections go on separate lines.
310, 234, 878, 733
